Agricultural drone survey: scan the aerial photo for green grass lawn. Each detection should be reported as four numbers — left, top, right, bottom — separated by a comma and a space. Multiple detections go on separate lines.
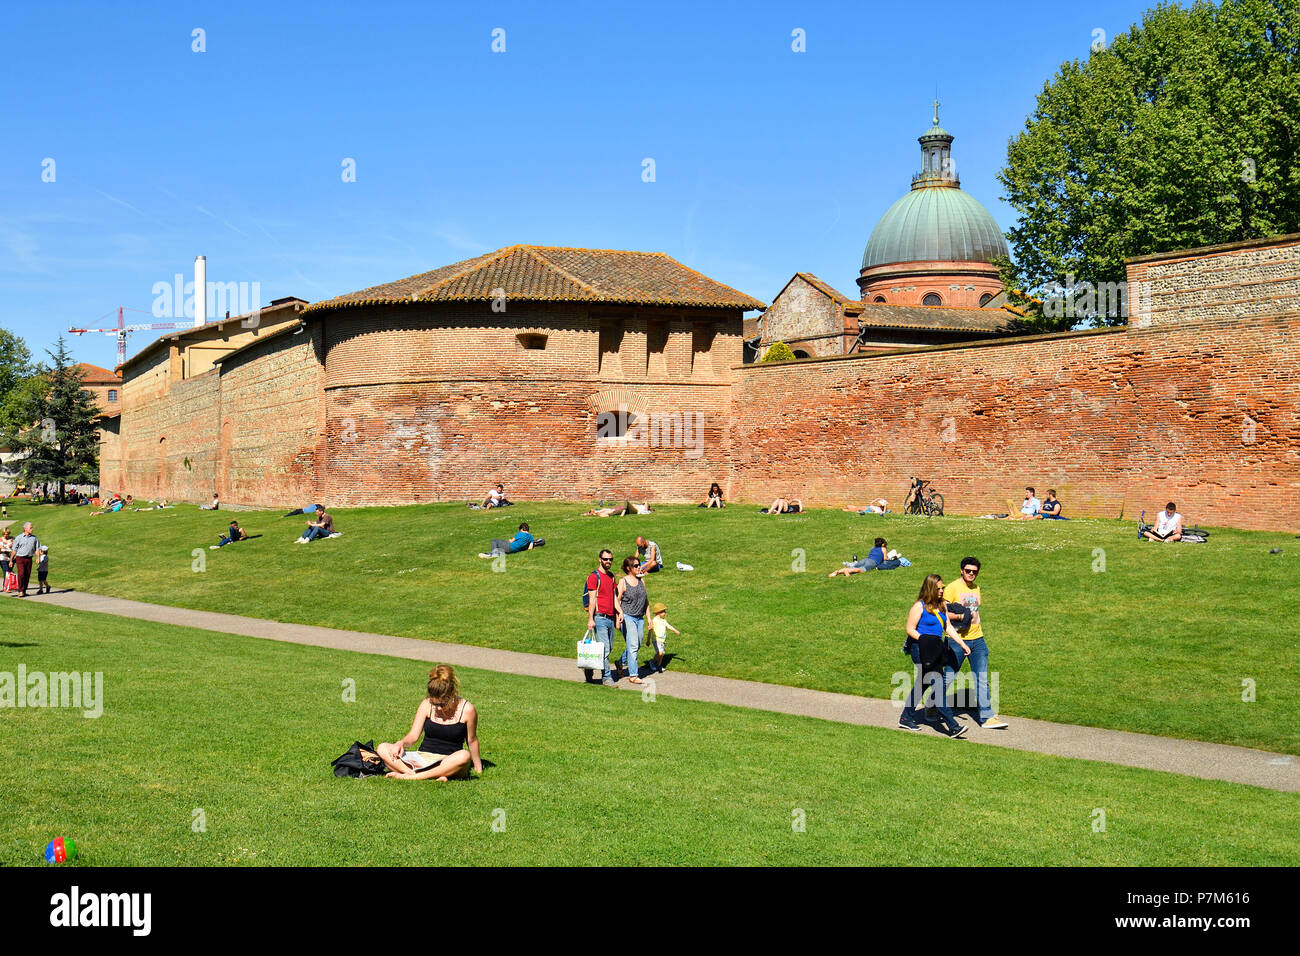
9, 497, 1298, 754
1, 600, 1296, 866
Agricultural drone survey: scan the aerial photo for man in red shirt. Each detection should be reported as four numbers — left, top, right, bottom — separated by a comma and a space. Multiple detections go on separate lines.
585, 549, 618, 686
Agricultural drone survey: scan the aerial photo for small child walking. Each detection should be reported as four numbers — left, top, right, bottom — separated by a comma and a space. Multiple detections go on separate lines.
36, 545, 49, 594
648, 602, 680, 674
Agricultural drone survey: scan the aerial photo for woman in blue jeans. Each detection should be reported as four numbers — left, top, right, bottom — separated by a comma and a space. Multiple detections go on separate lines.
615, 555, 649, 684
898, 573, 971, 737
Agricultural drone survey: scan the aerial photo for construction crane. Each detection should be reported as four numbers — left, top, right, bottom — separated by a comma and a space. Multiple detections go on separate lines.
68, 307, 194, 367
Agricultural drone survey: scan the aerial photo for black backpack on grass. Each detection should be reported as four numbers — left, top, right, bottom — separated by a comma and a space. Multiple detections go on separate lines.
331, 740, 388, 778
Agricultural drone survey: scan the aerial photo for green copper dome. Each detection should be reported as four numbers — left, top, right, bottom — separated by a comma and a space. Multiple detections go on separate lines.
861, 186, 1008, 270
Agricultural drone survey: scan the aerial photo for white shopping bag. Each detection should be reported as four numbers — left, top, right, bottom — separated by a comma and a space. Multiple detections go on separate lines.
577, 630, 604, 670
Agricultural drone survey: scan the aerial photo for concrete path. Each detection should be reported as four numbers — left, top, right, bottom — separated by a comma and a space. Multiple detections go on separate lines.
24, 589, 1300, 794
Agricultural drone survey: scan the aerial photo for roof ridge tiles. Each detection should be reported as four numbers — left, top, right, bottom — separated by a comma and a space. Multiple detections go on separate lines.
523, 247, 603, 297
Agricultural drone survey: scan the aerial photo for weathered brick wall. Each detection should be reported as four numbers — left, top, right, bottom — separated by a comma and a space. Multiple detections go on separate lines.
732, 312, 1300, 532
112, 363, 220, 501
1130, 235, 1300, 329
215, 326, 325, 507
317, 302, 738, 505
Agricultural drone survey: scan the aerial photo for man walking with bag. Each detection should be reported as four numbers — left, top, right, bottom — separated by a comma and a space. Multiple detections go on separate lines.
943, 556, 1008, 729
585, 549, 618, 687
12, 522, 42, 598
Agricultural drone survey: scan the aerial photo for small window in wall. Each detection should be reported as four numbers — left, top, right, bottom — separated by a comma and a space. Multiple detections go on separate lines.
873, 296, 886, 303
922, 293, 943, 306
978, 293, 994, 307
517, 333, 547, 350
108, 389, 118, 402
595, 408, 638, 439
792, 350, 812, 359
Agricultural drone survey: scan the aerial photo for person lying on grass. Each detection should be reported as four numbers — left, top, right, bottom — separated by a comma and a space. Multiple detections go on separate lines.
841, 498, 888, 515
764, 495, 802, 514
376, 665, 482, 780
479, 521, 537, 557
828, 537, 903, 577
582, 501, 652, 517
211, 520, 247, 549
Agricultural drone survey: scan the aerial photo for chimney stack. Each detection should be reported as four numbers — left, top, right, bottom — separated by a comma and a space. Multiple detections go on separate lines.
194, 255, 207, 328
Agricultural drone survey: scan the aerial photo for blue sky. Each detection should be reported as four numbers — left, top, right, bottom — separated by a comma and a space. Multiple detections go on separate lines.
1, 0, 1157, 369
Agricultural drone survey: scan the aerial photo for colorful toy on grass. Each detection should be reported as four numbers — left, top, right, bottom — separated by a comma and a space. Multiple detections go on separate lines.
44, 837, 77, 864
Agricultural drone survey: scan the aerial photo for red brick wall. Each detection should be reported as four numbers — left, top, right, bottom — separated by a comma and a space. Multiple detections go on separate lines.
318, 303, 738, 505
216, 326, 325, 506
111, 360, 221, 501
732, 317, 1299, 532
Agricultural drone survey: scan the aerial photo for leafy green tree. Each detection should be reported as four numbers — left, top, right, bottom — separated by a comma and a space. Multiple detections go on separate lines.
999, 0, 1300, 331
0, 328, 34, 401
760, 341, 797, 363
2, 337, 101, 498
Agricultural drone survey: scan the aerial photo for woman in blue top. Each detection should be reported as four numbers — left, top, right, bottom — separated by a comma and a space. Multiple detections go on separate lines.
481, 522, 535, 558
898, 573, 972, 737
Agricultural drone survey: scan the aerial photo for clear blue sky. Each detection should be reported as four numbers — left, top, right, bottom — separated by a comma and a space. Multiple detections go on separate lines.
1, 0, 1158, 369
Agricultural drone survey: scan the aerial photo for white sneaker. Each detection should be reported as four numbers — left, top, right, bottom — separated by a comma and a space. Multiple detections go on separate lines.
328, 532, 342, 538
478, 553, 493, 559
209, 545, 220, 550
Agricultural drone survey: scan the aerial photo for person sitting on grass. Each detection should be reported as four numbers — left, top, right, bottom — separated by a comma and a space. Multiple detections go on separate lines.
375, 665, 482, 781
296, 506, 336, 543
211, 520, 248, 549
765, 495, 802, 514
482, 483, 513, 509
635, 535, 664, 574
699, 482, 725, 508
200, 492, 220, 511
841, 498, 888, 515
1037, 489, 1063, 519
828, 537, 902, 577
1006, 487, 1041, 520
1142, 501, 1184, 542
480, 521, 536, 558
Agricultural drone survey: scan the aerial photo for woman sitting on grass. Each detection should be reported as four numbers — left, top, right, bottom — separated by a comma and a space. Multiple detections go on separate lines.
376, 665, 483, 781
700, 482, 725, 508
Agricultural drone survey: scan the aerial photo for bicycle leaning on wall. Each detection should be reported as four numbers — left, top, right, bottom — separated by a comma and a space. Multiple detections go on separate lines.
901, 477, 944, 517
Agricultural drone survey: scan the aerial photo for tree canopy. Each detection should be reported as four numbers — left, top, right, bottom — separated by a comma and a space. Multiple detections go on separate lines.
1, 336, 101, 495
998, 0, 1300, 329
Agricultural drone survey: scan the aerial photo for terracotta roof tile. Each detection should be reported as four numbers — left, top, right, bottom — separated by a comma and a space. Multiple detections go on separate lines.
849, 302, 1014, 332
304, 245, 766, 313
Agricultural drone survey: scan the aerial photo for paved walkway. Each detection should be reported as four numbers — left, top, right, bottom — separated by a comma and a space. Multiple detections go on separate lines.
26, 590, 1300, 793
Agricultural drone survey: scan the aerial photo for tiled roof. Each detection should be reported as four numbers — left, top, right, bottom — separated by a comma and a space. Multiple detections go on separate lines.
304, 245, 766, 313
75, 362, 120, 384
790, 272, 857, 305
850, 302, 1014, 333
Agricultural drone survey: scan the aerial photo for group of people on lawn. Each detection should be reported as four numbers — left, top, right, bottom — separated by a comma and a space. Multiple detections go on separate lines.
0, 522, 49, 596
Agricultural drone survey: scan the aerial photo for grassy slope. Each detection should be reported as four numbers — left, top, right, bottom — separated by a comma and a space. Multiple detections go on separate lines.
1, 601, 1296, 867
13, 498, 1298, 753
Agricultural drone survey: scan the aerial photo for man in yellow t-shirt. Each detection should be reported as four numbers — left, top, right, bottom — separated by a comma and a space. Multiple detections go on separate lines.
943, 556, 1008, 729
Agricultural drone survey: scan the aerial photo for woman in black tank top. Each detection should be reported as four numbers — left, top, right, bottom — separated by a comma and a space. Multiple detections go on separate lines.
375, 665, 483, 780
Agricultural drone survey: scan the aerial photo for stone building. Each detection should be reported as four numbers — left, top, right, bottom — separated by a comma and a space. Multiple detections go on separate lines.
102, 245, 763, 506
757, 109, 1018, 359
